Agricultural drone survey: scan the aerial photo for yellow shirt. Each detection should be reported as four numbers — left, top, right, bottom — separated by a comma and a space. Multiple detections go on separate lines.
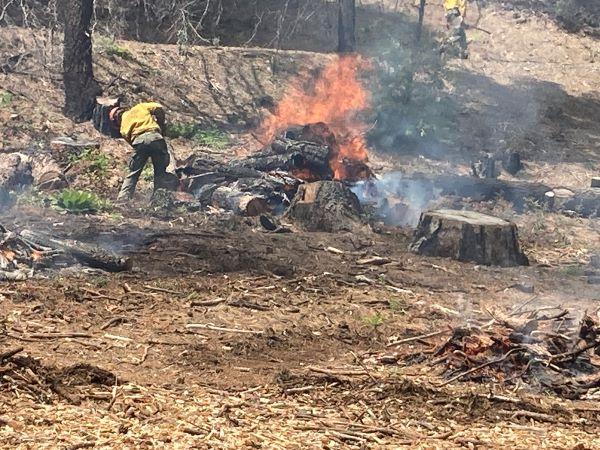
444, 0, 467, 16
120, 102, 165, 145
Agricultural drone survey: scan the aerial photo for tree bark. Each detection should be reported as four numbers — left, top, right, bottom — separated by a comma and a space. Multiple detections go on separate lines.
410, 210, 529, 267
63, 0, 101, 122
338, 0, 356, 53
284, 181, 363, 232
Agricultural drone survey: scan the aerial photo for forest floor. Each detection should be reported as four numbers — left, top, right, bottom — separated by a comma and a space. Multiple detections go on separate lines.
1, 0, 600, 448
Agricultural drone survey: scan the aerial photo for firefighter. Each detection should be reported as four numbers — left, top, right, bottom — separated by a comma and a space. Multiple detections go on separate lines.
108, 102, 170, 201
443, 0, 469, 59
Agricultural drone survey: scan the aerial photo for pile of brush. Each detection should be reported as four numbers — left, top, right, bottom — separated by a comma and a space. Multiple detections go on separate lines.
430, 307, 600, 399
0, 224, 60, 280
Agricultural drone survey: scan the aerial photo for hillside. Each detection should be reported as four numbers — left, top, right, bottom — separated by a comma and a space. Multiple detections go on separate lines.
0, 1, 599, 449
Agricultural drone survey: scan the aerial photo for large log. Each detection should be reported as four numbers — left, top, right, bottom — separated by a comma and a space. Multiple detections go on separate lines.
284, 181, 363, 232
410, 209, 529, 267
20, 230, 132, 272
211, 186, 270, 217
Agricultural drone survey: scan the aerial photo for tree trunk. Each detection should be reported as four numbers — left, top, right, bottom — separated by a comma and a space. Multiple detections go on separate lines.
63, 0, 101, 122
338, 0, 356, 53
410, 210, 529, 267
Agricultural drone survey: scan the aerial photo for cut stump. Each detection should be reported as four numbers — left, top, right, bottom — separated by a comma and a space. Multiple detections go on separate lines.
284, 181, 363, 232
410, 209, 529, 267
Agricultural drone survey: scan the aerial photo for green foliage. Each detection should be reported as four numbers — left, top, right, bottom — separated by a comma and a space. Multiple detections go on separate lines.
0, 91, 13, 107
166, 123, 230, 149
142, 164, 154, 182
363, 312, 386, 327
16, 188, 46, 207
95, 36, 132, 59
194, 129, 230, 149
51, 189, 110, 214
560, 265, 585, 277
388, 298, 407, 314
69, 148, 110, 178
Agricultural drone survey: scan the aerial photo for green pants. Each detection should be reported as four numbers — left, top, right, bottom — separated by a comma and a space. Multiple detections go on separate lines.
118, 135, 170, 200
444, 8, 468, 58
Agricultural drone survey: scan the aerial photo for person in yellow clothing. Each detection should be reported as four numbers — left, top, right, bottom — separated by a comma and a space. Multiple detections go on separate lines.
443, 0, 469, 59
108, 102, 170, 200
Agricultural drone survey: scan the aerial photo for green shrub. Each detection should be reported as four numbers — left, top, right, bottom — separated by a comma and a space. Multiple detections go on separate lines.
363, 312, 386, 327
51, 189, 110, 214
194, 129, 230, 149
95, 36, 132, 59
69, 148, 110, 177
560, 265, 585, 277
141, 164, 154, 182
0, 91, 13, 107
166, 123, 230, 149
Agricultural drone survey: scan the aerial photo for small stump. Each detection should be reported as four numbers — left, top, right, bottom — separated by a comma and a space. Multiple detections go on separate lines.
284, 181, 363, 232
410, 209, 529, 267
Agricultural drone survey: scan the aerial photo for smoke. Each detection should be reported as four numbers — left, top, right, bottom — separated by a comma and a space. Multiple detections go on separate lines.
352, 171, 442, 227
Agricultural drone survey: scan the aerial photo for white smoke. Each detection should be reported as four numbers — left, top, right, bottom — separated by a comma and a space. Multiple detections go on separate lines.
352, 171, 442, 227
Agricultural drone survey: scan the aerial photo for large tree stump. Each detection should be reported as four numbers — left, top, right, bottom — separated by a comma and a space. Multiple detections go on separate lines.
410, 209, 529, 267
284, 181, 363, 232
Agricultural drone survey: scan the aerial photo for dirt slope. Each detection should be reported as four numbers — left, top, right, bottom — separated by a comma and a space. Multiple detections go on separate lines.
0, 1, 599, 449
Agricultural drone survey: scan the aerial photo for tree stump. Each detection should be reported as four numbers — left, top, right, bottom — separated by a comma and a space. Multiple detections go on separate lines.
284, 181, 363, 232
410, 209, 529, 267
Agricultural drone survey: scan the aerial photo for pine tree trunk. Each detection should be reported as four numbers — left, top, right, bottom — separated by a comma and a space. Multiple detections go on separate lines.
63, 0, 101, 122
338, 0, 356, 53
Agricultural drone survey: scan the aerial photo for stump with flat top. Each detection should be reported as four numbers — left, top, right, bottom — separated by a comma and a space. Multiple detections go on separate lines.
284, 181, 363, 232
410, 209, 529, 267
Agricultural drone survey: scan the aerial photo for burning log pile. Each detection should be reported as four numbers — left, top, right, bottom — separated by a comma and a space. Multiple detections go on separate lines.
177, 123, 372, 219
426, 308, 600, 399
0, 224, 131, 281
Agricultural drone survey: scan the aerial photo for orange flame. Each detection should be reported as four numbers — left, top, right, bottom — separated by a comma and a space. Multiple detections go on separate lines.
259, 55, 371, 180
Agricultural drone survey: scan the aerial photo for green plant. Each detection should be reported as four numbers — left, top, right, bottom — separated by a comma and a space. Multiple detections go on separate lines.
141, 164, 154, 182
166, 123, 230, 149
363, 312, 386, 327
51, 189, 110, 214
194, 129, 230, 149
166, 122, 198, 139
95, 36, 132, 59
388, 299, 407, 313
560, 265, 585, 277
0, 91, 13, 107
69, 148, 110, 177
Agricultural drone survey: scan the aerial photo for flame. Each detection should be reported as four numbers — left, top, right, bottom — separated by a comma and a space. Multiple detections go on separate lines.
259, 55, 371, 180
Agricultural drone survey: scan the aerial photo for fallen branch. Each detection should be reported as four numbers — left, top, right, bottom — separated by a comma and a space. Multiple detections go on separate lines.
0, 346, 23, 362
190, 298, 227, 307
387, 330, 451, 348
307, 366, 376, 377
186, 323, 264, 335
438, 348, 524, 387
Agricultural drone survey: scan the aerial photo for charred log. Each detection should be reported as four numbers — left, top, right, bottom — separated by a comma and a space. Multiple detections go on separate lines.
410, 209, 529, 267
284, 181, 363, 232
20, 230, 132, 273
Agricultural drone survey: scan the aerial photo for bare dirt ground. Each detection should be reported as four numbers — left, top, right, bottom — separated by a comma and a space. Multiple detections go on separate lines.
1, 1, 600, 449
